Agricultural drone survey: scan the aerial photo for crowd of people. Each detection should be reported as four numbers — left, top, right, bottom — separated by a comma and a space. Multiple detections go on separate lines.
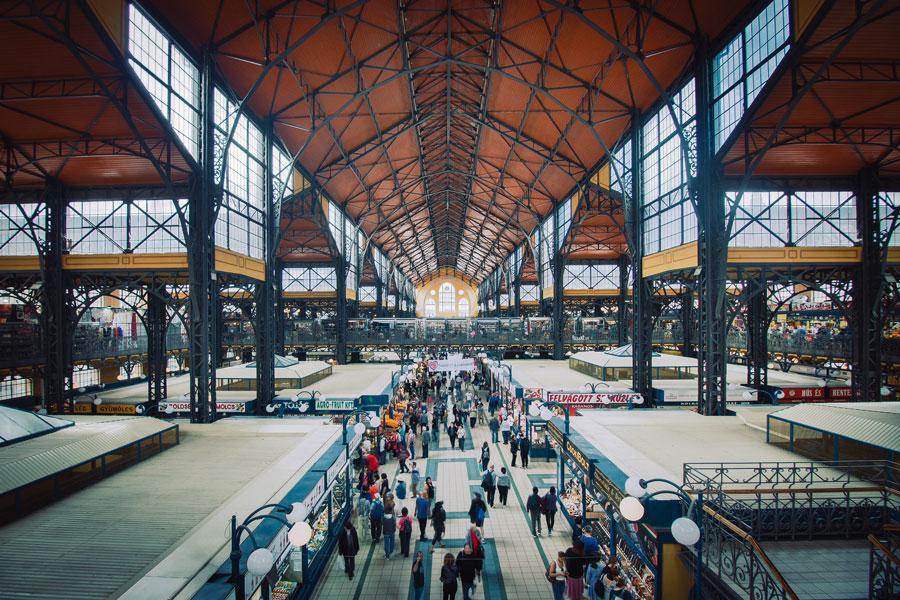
335, 358, 633, 599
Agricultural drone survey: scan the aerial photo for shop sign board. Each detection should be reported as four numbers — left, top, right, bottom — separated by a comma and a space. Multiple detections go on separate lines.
427, 357, 475, 372
243, 521, 291, 600
829, 387, 852, 399
777, 387, 825, 402
314, 398, 355, 412
546, 420, 565, 446
590, 463, 625, 505
547, 392, 641, 406
302, 475, 327, 517
523, 388, 543, 400
160, 400, 249, 413
74, 402, 136, 414
565, 439, 592, 476
327, 453, 348, 486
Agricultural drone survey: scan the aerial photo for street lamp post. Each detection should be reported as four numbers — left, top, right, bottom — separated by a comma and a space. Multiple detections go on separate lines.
265, 390, 324, 417
230, 503, 312, 600
135, 403, 176, 417
619, 477, 705, 600
579, 381, 612, 393
527, 398, 570, 434
341, 409, 382, 459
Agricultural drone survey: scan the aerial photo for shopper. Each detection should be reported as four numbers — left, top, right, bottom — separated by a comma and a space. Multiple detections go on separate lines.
380, 472, 390, 497
543, 486, 559, 535
410, 462, 421, 497
431, 500, 447, 552
337, 521, 360, 580
509, 434, 519, 467
585, 555, 604, 600
424, 476, 436, 508
407, 430, 417, 460
468, 491, 487, 537
382, 506, 397, 560
564, 539, 587, 599
448, 423, 457, 449
416, 492, 431, 541
571, 516, 583, 545
499, 414, 511, 443
519, 434, 530, 468
457, 424, 466, 450
399, 507, 413, 558
480, 441, 491, 471
548, 550, 567, 600
456, 543, 483, 600
356, 493, 371, 539
526, 486, 543, 536
370, 494, 384, 542
581, 525, 600, 555
480, 464, 497, 507
440, 552, 459, 600
412, 550, 426, 600
488, 415, 499, 442
422, 427, 430, 458
496, 467, 510, 506
398, 446, 410, 473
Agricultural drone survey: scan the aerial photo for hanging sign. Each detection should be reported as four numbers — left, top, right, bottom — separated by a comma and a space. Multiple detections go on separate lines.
427, 358, 476, 372
547, 392, 642, 406
314, 398, 356, 412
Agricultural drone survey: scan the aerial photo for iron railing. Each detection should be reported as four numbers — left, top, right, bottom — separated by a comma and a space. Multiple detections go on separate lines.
684, 460, 898, 491
869, 528, 900, 600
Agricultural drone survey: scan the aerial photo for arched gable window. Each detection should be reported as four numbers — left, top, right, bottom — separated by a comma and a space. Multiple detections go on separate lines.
439, 282, 455, 312
458, 297, 470, 317
425, 297, 436, 317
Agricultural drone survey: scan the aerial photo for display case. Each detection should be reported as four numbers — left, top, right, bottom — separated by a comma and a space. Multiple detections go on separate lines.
306, 503, 330, 562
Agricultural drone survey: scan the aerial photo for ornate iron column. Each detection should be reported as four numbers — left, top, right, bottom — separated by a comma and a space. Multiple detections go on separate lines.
335, 256, 348, 364
146, 286, 168, 409
617, 255, 629, 346
745, 277, 769, 389
513, 276, 521, 317
694, 43, 728, 416
851, 167, 884, 401
680, 289, 694, 358
552, 253, 566, 360
254, 119, 278, 415
275, 259, 285, 353
40, 180, 73, 414
628, 113, 653, 405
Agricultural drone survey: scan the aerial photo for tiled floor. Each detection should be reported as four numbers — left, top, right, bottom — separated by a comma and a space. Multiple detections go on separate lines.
760, 539, 870, 600
311, 397, 567, 600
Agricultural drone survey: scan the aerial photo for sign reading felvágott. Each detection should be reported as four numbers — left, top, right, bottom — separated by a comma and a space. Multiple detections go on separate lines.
547, 392, 642, 405
427, 357, 476, 372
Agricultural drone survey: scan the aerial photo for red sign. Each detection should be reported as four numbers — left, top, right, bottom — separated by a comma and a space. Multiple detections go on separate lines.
547, 392, 642, 405
829, 387, 852, 399
777, 387, 825, 403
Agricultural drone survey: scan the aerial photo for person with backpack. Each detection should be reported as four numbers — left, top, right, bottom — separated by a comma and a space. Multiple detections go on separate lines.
509, 434, 519, 467
398, 507, 413, 558
410, 462, 421, 497
526, 486, 543, 536
468, 491, 487, 537
370, 494, 384, 542
382, 506, 397, 560
415, 493, 431, 541
519, 434, 531, 468
430, 500, 447, 552
480, 464, 498, 507
456, 543, 483, 600
548, 550, 568, 600
396, 478, 407, 501
479, 441, 490, 471
440, 552, 459, 600
543, 485, 559, 535
496, 467, 510, 506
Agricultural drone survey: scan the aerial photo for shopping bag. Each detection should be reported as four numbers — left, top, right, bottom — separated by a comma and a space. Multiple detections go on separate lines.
335, 554, 345, 572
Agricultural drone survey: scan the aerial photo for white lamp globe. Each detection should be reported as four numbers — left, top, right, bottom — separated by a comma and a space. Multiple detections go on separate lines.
265, 403, 276, 413
633, 396, 644, 405
817, 379, 827, 388
727, 383, 737, 391
288, 521, 313, 547
775, 390, 785, 399
368, 411, 377, 420
881, 386, 892, 396
286, 502, 306, 524
299, 402, 309, 413
92, 396, 102, 406
528, 403, 539, 417
671, 517, 701, 546
539, 407, 553, 420
579, 384, 590, 393
601, 396, 611, 405
136, 404, 145, 414
619, 496, 645, 522
246, 548, 274, 576
369, 416, 381, 428
353, 421, 367, 435
624, 477, 646, 499
164, 404, 175, 415
742, 391, 753, 401
318, 395, 327, 403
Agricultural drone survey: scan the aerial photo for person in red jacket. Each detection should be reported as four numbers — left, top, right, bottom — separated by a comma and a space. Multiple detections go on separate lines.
367, 452, 379, 473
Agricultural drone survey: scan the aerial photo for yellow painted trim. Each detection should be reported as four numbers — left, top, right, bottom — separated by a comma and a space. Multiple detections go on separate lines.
542, 286, 554, 299
283, 291, 336, 299
886, 247, 900, 264
642, 242, 698, 278
593, 163, 610, 189
346, 288, 358, 301
0, 255, 41, 271
86, 0, 126, 51
292, 168, 311, 194
727, 246, 861, 264
563, 289, 619, 297
63, 252, 189, 271
214, 247, 266, 281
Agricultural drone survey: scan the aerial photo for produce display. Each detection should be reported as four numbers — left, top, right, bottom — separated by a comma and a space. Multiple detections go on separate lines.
306, 508, 330, 559
271, 580, 297, 600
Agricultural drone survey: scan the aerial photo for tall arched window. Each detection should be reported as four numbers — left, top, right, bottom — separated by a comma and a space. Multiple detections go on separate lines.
439, 282, 455, 312
458, 297, 470, 317
425, 297, 436, 317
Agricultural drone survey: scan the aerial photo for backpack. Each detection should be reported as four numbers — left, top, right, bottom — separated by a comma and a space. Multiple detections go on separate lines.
546, 562, 554, 583
476, 507, 485, 522
539, 495, 548, 512
481, 471, 492, 489
399, 516, 410, 532
481, 447, 490, 460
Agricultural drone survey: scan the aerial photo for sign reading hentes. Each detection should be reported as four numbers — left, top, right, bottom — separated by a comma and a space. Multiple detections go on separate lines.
547, 392, 643, 405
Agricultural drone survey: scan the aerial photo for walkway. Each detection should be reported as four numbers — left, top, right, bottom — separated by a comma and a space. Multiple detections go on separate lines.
312, 399, 570, 600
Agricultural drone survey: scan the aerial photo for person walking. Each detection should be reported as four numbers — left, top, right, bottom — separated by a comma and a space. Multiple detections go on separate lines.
398, 507, 413, 558
356, 492, 371, 540
548, 550, 568, 600
415, 493, 431, 541
519, 434, 530, 468
440, 552, 459, 600
407, 430, 417, 460
422, 427, 430, 458
496, 467, 510, 506
509, 434, 519, 467
382, 507, 397, 560
543, 486, 559, 535
480, 441, 490, 472
457, 423, 466, 450
526, 486, 543, 536
337, 521, 360, 580
430, 500, 447, 552
410, 462, 421, 497
370, 494, 384, 542
468, 491, 487, 537
480, 464, 497, 507
585, 555, 604, 600
424, 476, 436, 509
448, 422, 457, 449
456, 543, 483, 600
500, 415, 511, 444
488, 415, 500, 443
412, 550, 426, 600
380, 472, 391, 497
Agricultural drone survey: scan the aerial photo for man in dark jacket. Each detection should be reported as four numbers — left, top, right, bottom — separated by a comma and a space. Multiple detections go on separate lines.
488, 415, 500, 442
519, 435, 531, 469
526, 486, 543, 536
431, 500, 447, 551
337, 521, 360, 580
509, 434, 519, 467
456, 543, 484, 600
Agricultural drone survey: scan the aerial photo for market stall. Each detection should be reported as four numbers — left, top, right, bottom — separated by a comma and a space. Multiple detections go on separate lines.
547, 419, 658, 600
